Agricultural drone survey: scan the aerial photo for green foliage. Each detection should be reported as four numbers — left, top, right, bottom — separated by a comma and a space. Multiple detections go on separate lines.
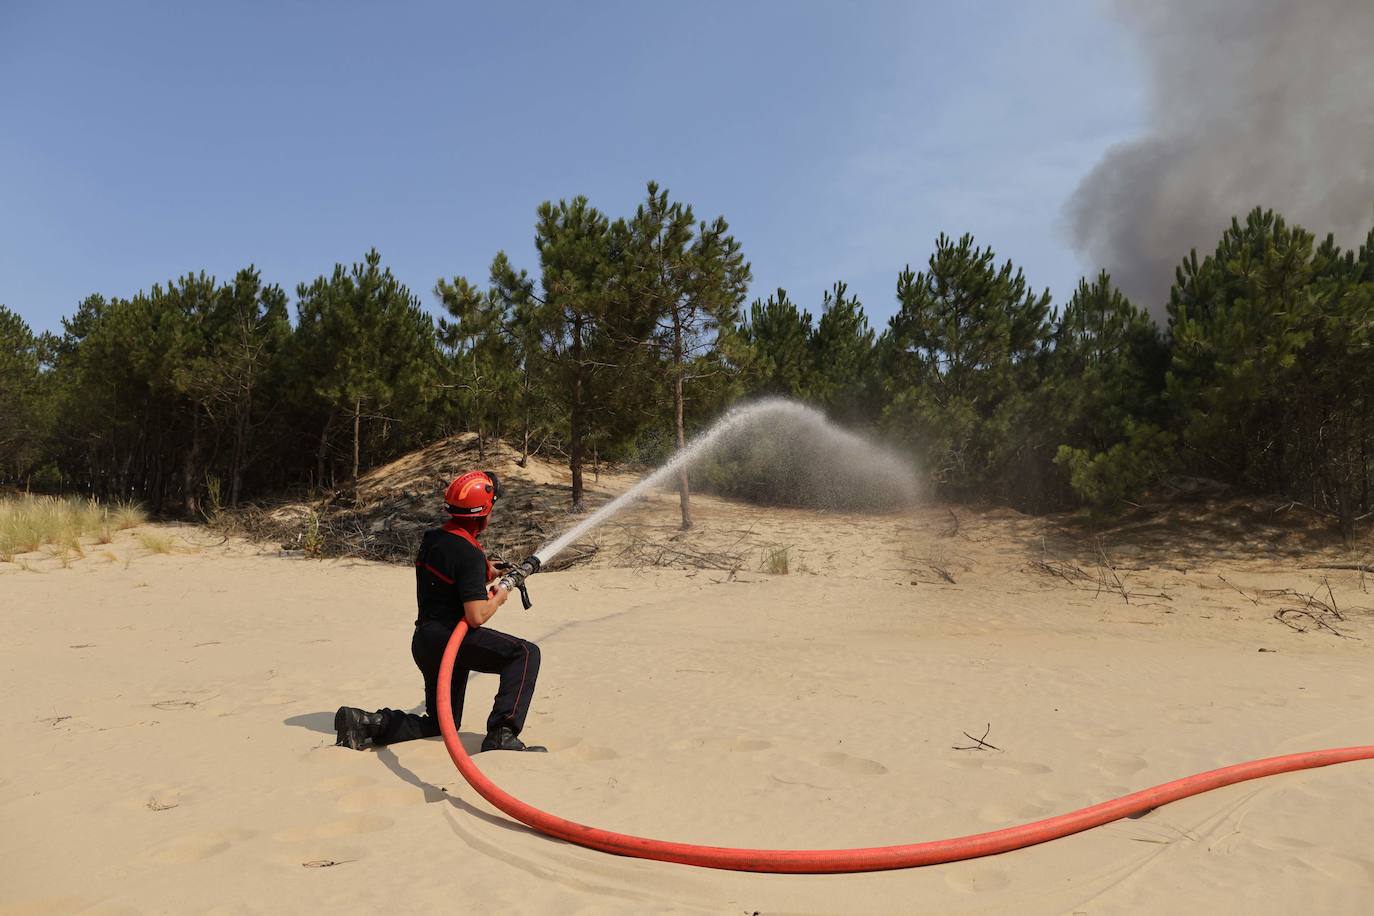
808, 282, 877, 420
1044, 272, 1169, 507
434, 273, 518, 453
293, 249, 439, 485
882, 232, 1054, 505
0, 306, 47, 481
1054, 422, 1175, 510
739, 289, 812, 397
760, 544, 790, 575
495, 196, 650, 507
1167, 209, 1374, 536
9, 193, 1372, 538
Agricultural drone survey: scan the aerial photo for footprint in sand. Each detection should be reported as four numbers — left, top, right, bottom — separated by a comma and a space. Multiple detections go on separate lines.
1093, 749, 1148, 779
726, 738, 773, 752
976, 799, 1055, 825
567, 744, 620, 762
315, 773, 377, 793
1073, 726, 1129, 740
815, 751, 888, 776
146, 828, 257, 864
949, 758, 1051, 777
944, 865, 1012, 892
273, 814, 394, 843
700, 736, 773, 753
335, 786, 425, 812
528, 735, 620, 760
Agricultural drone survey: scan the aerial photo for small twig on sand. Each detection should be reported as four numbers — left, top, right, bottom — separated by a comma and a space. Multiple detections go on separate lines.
952, 723, 1001, 751
1217, 575, 1260, 605
941, 509, 960, 539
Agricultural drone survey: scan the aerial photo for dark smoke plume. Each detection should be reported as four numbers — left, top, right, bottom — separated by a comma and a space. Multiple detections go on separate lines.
1068, 0, 1374, 321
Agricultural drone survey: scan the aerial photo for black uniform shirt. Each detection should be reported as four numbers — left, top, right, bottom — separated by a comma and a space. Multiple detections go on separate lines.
415, 527, 489, 626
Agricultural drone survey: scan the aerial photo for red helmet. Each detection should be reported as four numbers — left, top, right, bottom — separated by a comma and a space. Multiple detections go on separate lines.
444, 470, 501, 517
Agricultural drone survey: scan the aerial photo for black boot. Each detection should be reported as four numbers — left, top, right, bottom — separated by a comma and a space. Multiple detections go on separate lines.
481, 725, 546, 753
334, 706, 387, 750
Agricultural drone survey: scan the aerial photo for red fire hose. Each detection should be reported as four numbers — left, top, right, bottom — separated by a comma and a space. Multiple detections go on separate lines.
437, 620, 1374, 873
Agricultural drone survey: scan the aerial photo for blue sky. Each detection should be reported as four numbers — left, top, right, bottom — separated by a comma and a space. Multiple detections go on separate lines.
1, 1, 1143, 335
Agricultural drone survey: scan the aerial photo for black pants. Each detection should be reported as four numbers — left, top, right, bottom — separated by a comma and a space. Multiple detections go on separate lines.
376, 620, 540, 745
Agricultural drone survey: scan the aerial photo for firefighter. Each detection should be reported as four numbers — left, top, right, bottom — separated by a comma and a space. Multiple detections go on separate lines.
334, 470, 545, 752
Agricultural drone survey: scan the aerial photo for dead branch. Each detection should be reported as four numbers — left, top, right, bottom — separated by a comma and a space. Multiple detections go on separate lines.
1273, 608, 1350, 638
952, 723, 1001, 752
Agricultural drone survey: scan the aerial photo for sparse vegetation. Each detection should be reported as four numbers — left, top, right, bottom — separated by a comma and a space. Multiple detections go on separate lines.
0, 495, 146, 562
137, 532, 175, 555
760, 544, 791, 575
301, 510, 324, 557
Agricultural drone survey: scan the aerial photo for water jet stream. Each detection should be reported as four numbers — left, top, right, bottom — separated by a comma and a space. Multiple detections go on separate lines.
533, 398, 917, 567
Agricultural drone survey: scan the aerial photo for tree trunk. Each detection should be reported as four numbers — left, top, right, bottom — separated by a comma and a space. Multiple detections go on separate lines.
518, 361, 531, 468
570, 316, 585, 510
317, 412, 333, 493
229, 387, 252, 508
182, 402, 202, 517
352, 397, 362, 489
673, 308, 692, 530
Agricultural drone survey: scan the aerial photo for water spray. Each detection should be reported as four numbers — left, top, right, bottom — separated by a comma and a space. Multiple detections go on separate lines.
497, 398, 918, 611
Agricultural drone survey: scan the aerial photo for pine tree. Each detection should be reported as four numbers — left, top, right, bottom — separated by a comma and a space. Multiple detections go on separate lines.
434, 273, 518, 459
619, 182, 751, 528
1166, 207, 1374, 537
292, 249, 438, 490
808, 281, 876, 420
198, 269, 290, 506
0, 306, 45, 483
494, 197, 655, 509
884, 233, 1053, 504
1047, 271, 1171, 508
739, 289, 813, 397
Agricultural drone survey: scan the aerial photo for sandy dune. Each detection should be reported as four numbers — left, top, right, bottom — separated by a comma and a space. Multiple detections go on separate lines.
4, 497, 1374, 914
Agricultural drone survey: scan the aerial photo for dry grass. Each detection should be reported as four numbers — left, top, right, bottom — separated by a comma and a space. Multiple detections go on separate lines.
760, 544, 791, 575
0, 495, 147, 562
137, 532, 175, 555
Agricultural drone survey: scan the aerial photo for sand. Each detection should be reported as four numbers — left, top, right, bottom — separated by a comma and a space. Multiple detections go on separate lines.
4, 496, 1374, 914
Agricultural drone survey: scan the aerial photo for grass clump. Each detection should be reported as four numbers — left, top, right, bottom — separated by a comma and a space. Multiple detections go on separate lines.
0, 495, 149, 562
111, 501, 147, 530
137, 532, 175, 554
760, 544, 791, 575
